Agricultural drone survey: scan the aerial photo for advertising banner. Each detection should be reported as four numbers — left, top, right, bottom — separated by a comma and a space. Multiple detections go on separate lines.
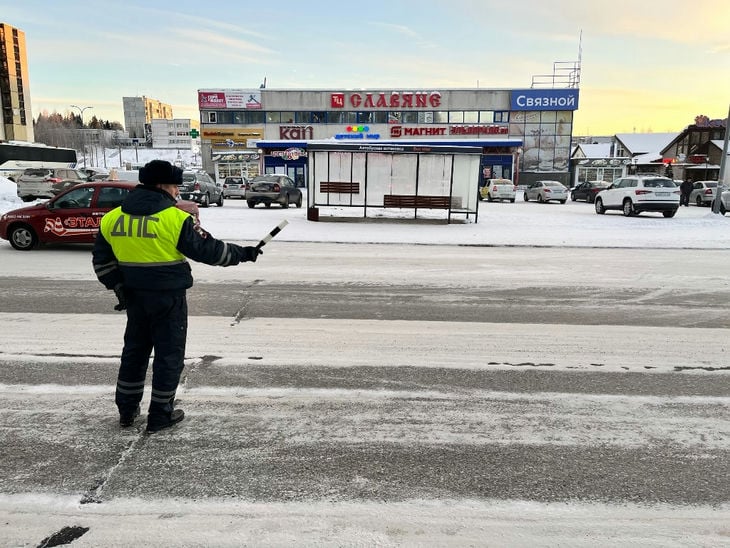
198, 90, 262, 110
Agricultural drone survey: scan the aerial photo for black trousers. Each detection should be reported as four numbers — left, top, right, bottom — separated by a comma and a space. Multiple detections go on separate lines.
115, 290, 188, 420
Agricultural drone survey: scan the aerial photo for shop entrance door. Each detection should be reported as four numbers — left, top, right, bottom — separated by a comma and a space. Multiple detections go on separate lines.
287, 165, 307, 188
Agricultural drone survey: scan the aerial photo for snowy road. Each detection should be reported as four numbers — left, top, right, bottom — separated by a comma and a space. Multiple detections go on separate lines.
0, 243, 729, 545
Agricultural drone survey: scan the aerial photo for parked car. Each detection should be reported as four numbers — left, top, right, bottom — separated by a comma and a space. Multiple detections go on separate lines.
15, 167, 88, 201
0, 180, 200, 251
689, 180, 719, 207
570, 181, 610, 203
246, 174, 302, 209
222, 176, 249, 199
523, 181, 568, 203
594, 175, 679, 217
479, 178, 515, 202
178, 170, 224, 207
720, 188, 730, 215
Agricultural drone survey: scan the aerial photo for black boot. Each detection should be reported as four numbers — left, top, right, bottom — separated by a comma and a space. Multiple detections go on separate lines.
119, 405, 141, 427
146, 409, 185, 433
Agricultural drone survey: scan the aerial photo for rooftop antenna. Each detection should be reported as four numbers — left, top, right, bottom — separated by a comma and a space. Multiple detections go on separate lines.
260, 77, 267, 89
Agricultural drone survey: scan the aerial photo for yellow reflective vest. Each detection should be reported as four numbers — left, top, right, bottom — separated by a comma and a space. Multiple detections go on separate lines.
100, 206, 189, 267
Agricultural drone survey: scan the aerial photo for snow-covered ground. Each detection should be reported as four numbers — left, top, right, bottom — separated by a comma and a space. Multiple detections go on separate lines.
2, 161, 730, 546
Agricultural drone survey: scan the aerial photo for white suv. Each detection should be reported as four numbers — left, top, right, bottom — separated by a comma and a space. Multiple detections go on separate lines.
594, 175, 679, 217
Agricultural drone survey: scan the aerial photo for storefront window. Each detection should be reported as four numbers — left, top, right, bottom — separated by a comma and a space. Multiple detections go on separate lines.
244, 111, 265, 124
266, 112, 281, 123
311, 112, 326, 123
281, 111, 295, 123
372, 111, 388, 124
541, 111, 557, 122
464, 111, 479, 123
433, 111, 448, 123
295, 112, 311, 123
494, 111, 509, 123
401, 111, 418, 123
449, 112, 464, 123
418, 111, 434, 123
479, 111, 494, 123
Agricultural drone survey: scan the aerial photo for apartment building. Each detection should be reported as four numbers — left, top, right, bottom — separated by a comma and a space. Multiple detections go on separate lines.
0, 22, 34, 142
122, 96, 173, 140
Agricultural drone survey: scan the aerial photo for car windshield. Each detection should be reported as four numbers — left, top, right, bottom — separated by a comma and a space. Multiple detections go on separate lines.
643, 179, 676, 188
182, 173, 196, 182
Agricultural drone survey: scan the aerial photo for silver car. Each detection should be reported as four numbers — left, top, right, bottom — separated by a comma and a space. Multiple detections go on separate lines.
689, 180, 718, 207
222, 176, 248, 199
15, 168, 88, 202
523, 181, 568, 203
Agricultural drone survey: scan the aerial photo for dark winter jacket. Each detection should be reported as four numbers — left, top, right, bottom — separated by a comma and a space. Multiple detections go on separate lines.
92, 185, 253, 292
680, 181, 693, 195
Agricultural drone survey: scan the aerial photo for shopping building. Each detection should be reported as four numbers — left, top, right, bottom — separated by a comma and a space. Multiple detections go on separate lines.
197, 87, 579, 187
0, 22, 34, 142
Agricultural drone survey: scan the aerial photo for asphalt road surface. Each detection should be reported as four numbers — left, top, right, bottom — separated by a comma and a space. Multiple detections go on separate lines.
0, 243, 728, 546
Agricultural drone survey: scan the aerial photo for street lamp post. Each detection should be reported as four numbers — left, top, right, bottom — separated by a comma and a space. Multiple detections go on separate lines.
70, 105, 93, 169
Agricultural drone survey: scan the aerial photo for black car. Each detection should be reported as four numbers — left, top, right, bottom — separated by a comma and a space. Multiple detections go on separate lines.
178, 170, 224, 208
571, 181, 610, 203
246, 174, 302, 209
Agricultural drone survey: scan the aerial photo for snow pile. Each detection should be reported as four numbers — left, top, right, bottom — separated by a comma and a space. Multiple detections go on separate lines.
0, 177, 22, 210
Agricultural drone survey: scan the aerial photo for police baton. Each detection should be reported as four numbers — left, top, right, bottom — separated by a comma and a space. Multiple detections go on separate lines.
256, 219, 289, 250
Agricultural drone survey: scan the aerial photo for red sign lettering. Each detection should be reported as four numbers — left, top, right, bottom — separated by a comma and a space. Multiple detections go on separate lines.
340, 92, 442, 110
331, 93, 345, 108
279, 126, 314, 140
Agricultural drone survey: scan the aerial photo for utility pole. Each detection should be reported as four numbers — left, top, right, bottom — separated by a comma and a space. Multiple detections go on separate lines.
712, 103, 730, 214
70, 105, 93, 169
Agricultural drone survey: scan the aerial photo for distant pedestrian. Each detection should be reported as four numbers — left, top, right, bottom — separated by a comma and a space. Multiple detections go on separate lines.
680, 179, 693, 207
92, 160, 262, 433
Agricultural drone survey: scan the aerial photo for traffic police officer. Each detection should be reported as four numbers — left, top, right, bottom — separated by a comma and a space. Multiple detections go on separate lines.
92, 160, 261, 433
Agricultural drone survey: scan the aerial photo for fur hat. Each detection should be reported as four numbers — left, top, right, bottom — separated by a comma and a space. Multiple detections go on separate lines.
138, 160, 183, 186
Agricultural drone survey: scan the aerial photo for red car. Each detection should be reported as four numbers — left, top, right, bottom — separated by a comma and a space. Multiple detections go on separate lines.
0, 180, 200, 251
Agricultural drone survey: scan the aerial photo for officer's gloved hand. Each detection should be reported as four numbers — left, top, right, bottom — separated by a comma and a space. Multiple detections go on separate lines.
113, 284, 126, 311
232, 245, 263, 263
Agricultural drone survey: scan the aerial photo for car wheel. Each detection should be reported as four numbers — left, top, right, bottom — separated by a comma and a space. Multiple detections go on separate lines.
216, 193, 224, 207
622, 199, 634, 217
9, 224, 38, 251
663, 209, 677, 218
523, 193, 529, 202
510, 198, 515, 203
721, 203, 727, 215
247, 200, 256, 208
595, 198, 605, 215
201, 193, 210, 208
537, 194, 544, 203
265, 202, 271, 208
696, 196, 703, 207
588, 194, 595, 203
295, 194, 302, 208
559, 199, 566, 204
571, 193, 577, 201
282, 194, 290, 209
487, 193, 494, 202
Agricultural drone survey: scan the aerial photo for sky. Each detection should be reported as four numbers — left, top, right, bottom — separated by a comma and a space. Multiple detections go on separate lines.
2, 0, 729, 137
